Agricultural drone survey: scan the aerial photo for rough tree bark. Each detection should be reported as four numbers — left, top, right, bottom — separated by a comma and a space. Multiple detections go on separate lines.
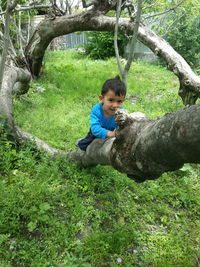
0, 65, 31, 127
0, 0, 19, 91
69, 106, 200, 183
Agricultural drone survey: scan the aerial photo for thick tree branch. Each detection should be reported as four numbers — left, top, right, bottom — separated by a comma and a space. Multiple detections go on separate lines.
69, 138, 114, 166
0, 0, 17, 92
69, 106, 200, 182
0, 65, 31, 126
15, 126, 68, 156
2, 1, 200, 184
0, 0, 10, 92
25, 13, 200, 104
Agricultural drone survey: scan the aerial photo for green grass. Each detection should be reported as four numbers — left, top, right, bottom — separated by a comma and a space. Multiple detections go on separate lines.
14, 50, 183, 150
0, 50, 199, 266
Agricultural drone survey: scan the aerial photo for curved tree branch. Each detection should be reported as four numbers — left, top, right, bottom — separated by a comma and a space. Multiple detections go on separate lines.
15, 126, 68, 156
0, 0, 13, 92
114, 0, 123, 78
0, 65, 31, 126
69, 106, 200, 182
25, 13, 200, 105
1, 3, 200, 184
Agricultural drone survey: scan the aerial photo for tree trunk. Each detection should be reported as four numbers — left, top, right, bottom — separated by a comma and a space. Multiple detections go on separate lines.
0, 65, 31, 128
69, 107, 200, 182
25, 13, 200, 105
1, 7, 200, 183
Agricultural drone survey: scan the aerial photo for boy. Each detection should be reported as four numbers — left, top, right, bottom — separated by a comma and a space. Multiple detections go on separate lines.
77, 76, 126, 151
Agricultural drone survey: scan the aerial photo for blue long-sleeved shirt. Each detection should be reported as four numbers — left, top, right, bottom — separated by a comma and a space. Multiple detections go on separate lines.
90, 102, 122, 139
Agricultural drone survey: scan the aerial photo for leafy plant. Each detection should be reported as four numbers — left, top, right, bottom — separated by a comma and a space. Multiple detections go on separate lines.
84, 31, 128, 59
154, 3, 200, 67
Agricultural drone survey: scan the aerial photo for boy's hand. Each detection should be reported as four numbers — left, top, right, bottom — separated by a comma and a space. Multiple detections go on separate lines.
107, 130, 116, 138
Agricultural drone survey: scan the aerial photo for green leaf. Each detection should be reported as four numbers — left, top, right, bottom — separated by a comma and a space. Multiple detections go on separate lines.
27, 221, 37, 232
180, 163, 193, 172
39, 202, 51, 211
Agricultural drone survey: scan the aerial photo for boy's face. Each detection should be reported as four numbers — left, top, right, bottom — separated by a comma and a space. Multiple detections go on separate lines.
99, 89, 125, 118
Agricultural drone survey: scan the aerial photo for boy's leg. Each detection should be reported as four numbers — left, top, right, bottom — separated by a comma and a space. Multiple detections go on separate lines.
76, 130, 96, 151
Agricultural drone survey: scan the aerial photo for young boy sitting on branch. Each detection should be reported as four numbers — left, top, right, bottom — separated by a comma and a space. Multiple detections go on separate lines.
76, 76, 126, 151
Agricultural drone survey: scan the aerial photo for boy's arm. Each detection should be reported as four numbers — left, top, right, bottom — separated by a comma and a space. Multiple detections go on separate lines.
90, 111, 109, 139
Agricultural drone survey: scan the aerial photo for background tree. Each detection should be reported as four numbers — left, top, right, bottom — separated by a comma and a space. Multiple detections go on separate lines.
159, 3, 200, 67
1, 0, 200, 182
114, 0, 143, 84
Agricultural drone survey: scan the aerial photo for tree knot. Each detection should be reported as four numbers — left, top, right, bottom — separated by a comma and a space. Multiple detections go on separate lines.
115, 109, 147, 128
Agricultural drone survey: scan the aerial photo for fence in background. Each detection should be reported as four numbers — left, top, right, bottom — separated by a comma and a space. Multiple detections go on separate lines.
65, 32, 87, 49
31, 15, 157, 61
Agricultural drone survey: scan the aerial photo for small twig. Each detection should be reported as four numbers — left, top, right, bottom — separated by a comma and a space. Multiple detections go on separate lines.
114, 0, 143, 85
65, 0, 72, 14
0, 6, 5, 23
122, 0, 143, 84
114, 0, 123, 78
0, 28, 17, 59
27, 10, 31, 43
125, 1, 136, 21
143, 0, 186, 20
142, 2, 157, 12
18, 11, 24, 54
29, 0, 46, 5
161, 14, 185, 38
0, 5, 51, 15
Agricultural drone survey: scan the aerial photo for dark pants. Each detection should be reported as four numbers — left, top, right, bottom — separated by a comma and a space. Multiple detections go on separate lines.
76, 130, 96, 151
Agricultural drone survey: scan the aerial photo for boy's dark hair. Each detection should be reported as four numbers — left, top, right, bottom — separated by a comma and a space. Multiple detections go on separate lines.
101, 75, 126, 96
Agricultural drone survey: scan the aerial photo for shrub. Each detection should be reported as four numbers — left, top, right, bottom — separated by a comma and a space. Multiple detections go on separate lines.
84, 31, 128, 59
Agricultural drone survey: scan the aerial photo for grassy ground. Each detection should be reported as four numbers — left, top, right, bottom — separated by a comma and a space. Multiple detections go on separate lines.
0, 50, 199, 266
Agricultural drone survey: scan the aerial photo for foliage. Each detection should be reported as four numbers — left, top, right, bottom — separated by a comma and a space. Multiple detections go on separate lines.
83, 31, 128, 59
164, 15, 200, 67
80, 1, 200, 66
0, 51, 199, 266
151, 1, 200, 67
0, 0, 38, 56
